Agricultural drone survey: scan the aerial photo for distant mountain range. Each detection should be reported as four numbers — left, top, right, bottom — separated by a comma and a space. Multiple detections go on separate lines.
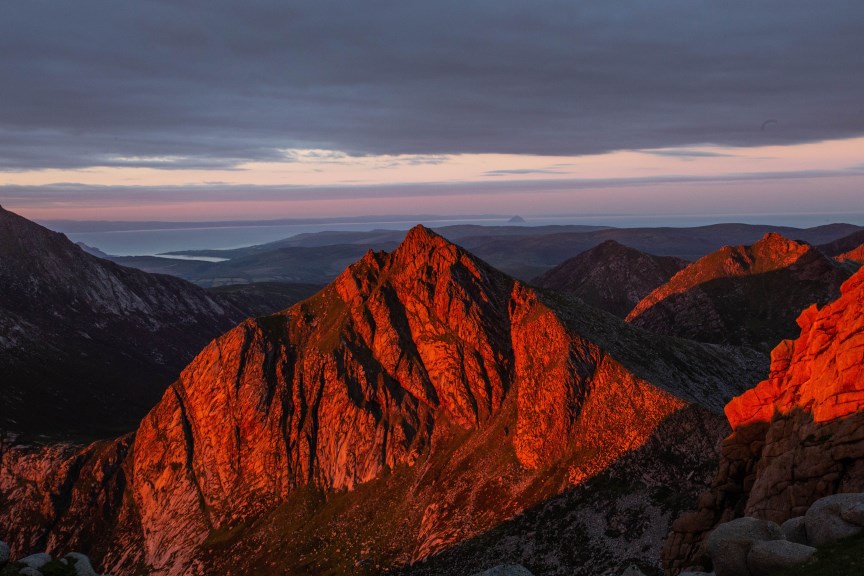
103, 222, 862, 286
2, 208, 864, 575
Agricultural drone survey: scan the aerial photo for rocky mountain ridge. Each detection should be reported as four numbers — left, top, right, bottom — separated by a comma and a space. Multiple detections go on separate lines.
0, 206, 250, 438
1, 225, 765, 576
627, 233, 850, 353
99, 222, 862, 285
535, 239, 687, 317
663, 266, 864, 574
817, 228, 864, 265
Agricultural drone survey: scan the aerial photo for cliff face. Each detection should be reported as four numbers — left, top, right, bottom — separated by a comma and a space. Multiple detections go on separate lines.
0, 206, 246, 437
664, 267, 864, 574
0, 226, 765, 576
534, 239, 687, 318
627, 233, 849, 353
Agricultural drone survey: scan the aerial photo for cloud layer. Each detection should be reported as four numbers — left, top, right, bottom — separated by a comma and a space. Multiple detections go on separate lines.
2, 1, 863, 171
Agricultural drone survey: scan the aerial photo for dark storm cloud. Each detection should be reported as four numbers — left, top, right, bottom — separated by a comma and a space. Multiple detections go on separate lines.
1, 0, 863, 170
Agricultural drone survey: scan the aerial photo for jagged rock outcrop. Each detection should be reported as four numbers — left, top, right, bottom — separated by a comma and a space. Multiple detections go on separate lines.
663, 267, 864, 574
627, 233, 850, 353
534, 240, 687, 317
0, 206, 248, 437
1, 226, 766, 576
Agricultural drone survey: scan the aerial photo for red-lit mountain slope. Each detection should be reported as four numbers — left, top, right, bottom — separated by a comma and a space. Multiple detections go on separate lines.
664, 266, 864, 574
1, 226, 765, 576
627, 233, 849, 353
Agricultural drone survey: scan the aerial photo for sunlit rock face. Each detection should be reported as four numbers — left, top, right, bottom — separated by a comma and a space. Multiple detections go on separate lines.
627, 233, 849, 353
1, 226, 764, 576
664, 267, 864, 575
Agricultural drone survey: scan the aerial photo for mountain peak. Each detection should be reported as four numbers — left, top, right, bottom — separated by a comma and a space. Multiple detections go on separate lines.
536, 240, 687, 317
400, 223, 446, 249
750, 232, 812, 268
595, 238, 626, 250
391, 223, 494, 281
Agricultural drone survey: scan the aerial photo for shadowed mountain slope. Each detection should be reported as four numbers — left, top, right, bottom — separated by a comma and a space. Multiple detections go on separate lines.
626, 233, 850, 353
207, 282, 322, 317
0, 206, 246, 438
818, 228, 864, 268
534, 240, 687, 317
817, 228, 864, 258
0, 225, 765, 576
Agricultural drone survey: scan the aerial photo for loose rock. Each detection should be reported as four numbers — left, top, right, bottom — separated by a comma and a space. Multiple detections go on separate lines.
707, 517, 784, 576
805, 493, 864, 546
780, 516, 808, 544
18, 553, 52, 570
0, 540, 10, 567
63, 553, 99, 576
747, 539, 816, 573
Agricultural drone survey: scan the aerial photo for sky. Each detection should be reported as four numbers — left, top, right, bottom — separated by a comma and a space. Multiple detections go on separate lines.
1, 1, 863, 222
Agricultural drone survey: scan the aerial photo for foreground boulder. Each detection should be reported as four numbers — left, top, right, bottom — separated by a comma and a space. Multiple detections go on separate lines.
0, 550, 106, 576
706, 517, 784, 576
780, 516, 808, 544
804, 493, 864, 547
18, 553, 52, 570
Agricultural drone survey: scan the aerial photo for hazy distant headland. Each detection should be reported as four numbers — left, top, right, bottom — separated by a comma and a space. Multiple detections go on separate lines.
39, 212, 864, 256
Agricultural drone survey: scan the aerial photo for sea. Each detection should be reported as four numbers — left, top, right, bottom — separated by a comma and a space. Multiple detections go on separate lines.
51, 212, 864, 257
